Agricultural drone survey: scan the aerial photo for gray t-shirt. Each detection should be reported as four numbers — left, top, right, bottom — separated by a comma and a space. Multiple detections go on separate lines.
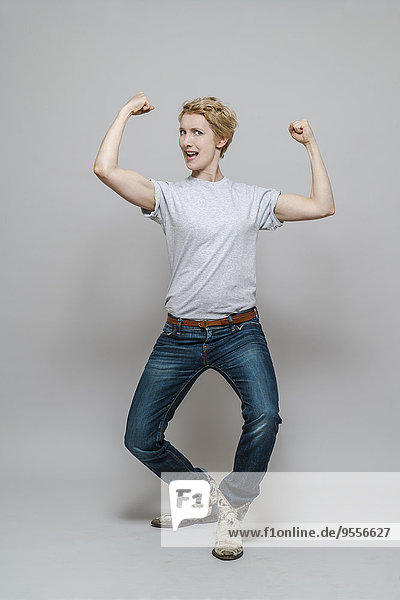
141, 175, 284, 319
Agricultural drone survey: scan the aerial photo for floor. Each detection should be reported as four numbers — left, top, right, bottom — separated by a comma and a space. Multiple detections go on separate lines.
2, 475, 399, 600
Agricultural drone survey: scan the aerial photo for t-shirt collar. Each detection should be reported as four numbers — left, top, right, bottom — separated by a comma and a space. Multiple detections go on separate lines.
186, 175, 228, 185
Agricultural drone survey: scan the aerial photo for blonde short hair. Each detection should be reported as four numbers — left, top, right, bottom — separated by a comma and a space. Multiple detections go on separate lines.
178, 96, 238, 159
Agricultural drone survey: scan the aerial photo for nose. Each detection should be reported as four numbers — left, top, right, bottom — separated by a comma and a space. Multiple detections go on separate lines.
181, 132, 196, 145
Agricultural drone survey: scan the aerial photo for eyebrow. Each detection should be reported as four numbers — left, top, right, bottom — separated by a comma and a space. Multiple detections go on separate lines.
179, 127, 204, 131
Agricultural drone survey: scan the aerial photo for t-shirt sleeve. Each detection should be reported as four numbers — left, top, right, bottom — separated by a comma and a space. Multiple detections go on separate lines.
255, 186, 284, 231
140, 178, 169, 229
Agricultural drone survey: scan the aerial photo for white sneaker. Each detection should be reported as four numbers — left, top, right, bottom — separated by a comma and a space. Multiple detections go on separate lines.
212, 488, 251, 560
150, 476, 219, 528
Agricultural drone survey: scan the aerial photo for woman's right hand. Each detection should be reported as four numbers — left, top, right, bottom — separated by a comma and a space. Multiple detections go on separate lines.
123, 92, 155, 116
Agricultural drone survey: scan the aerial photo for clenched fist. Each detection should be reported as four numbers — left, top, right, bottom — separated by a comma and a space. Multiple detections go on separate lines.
124, 91, 155, 117
288, 118, 315, 145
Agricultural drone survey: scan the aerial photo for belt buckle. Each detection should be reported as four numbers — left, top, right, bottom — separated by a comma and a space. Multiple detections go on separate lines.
197, 320, 208, 328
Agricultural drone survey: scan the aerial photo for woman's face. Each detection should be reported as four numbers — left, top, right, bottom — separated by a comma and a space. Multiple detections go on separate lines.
179, 113, 225, 170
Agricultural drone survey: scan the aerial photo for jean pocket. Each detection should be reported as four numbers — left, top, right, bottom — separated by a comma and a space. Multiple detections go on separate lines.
235, 316, 262, 331
162, 322, 176, 336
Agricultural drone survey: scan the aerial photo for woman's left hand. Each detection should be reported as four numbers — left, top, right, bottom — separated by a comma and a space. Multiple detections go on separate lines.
288, 118, 315, 145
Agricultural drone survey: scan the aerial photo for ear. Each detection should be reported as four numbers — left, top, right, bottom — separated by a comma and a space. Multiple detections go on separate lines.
216, 136, 229, 150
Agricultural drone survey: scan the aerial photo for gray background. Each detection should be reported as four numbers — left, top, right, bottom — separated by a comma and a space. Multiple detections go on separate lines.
1, 0, 399, 599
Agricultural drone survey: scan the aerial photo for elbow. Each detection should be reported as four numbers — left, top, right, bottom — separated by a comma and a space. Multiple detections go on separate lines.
93, 165, 112, 180
313, 195, 335, 218
93, 165, 117, 179
322, 203, 335, 217
318, 208, 335, 219
93, 164, 105, 177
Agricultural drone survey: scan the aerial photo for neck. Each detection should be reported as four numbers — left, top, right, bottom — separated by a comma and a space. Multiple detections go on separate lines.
190, 168, 224, 182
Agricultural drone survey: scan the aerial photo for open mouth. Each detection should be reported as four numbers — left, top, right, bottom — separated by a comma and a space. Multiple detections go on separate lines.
185, 151, 199, 161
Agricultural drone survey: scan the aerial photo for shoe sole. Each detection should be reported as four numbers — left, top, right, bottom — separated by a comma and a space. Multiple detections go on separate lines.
212, 548, 244, 560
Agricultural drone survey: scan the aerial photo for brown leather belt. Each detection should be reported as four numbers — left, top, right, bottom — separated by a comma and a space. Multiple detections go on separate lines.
167, 306, 259, 328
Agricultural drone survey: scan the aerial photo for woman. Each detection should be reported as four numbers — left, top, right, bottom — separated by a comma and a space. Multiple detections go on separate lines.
93, 92, 335, 561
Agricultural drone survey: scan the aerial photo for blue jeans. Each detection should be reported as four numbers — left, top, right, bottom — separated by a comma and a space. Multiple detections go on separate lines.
124, 307, 283, 508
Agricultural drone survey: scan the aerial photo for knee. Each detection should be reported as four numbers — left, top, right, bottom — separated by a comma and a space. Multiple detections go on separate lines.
124, 426, 158, 455
250, 411, 282, 434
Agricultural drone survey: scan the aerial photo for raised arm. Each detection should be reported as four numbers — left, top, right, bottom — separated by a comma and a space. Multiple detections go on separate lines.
93, 92, 156, 211
274, 118, 335, 222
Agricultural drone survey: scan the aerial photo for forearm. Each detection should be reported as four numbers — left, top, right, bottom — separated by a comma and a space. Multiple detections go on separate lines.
305, 139, 335, 215
93, 106, 131, 175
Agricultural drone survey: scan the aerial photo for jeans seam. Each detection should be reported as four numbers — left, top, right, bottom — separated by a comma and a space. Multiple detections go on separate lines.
163, 445, 196, 472
235, 319, 261, 331
210, 365, 244, 406
163, 326, 176, 336
157, 366, 208, 444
